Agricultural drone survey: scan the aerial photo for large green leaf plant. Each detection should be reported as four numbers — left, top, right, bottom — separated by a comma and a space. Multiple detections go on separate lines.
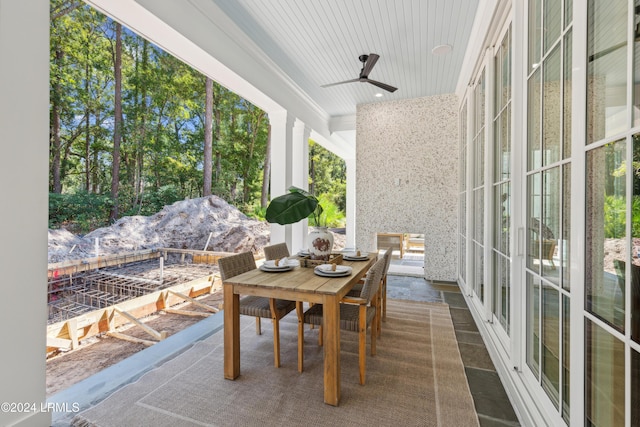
265, 186, 325, 226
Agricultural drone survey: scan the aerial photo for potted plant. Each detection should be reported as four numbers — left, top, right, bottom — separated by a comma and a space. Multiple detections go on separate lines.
265, 186, 333, 260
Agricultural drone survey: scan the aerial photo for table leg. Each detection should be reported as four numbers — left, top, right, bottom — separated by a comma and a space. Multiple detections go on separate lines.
323, 294, 340, 406
224, 283, 240, 379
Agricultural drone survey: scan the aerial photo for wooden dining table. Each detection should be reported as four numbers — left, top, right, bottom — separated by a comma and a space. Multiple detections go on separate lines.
223, 254, 377, 406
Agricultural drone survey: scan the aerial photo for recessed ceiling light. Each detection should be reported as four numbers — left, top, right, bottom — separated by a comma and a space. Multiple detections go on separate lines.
432, 44, 452, 56
375, 93, 383, 98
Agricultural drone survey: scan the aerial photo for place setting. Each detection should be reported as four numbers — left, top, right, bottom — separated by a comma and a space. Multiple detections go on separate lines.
342, 249, 370, 261
260, 257, 300, 272
314, 263, 352, 277
296, 249, 310, 258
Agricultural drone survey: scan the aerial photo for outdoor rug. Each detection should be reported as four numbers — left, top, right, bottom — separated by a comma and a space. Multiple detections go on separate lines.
72, 299, 479, 427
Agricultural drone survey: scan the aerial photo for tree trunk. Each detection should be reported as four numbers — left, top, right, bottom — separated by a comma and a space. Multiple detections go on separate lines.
242, 109, 263, 203
84, 60, 91, 192
309, 142, 316, 195
134, 40, 148, 212
110, 22, 123, 221
203, 77, 213, 196
92, 109, 100, 193
214, 109, 222, 183
261, 123, 271, 208
51, 48, 63, 194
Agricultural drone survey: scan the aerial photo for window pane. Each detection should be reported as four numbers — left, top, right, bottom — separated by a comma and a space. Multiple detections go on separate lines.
476, 132, 485, 186
634, 5, 640, 127
632, 349, 640, 426
460, 193, 466, 238
495, 183, 511, 255
527, 273, 541, 376
460, 236, 467, 282
586, 141, 626, 330
585, 320, 625, 426
562, 294, 570, 422
493, 253, 510, 334
503, 29, 511, 105
544, 0, 562, 54
632, 133, 640, 342
542, 286, 559, 407
633, 251, 640, 344
476, 71, 486, 138
494, 42, 503, 112
474, 188, 484, 244
494, 114, 511, 182
475, 243, 484, 302
461, 104, 467, 191
542, 167, 560, 280
564, 0, 572, 28
562, 164, 571, 290
460, 238, 467, 282
543, 46, 562, 165
529, 68, 542, 170
496, 27, 511, 111
587, 0, 627, 144
528, 0, 542, 73
563, 30, 572, 159
528, 172, 542, 273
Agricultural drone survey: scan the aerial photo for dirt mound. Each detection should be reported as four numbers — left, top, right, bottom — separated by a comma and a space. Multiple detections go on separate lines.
48, 196, 270, 263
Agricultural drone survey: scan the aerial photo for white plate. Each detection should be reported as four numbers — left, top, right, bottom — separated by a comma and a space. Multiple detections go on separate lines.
260, 264, 293, 272
343, 252, 369, 261
314, 264, 352, 275
314, 269, 351, 277
263, 259, 299, 269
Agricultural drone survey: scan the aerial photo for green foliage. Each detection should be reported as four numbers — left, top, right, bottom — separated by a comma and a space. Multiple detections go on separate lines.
121, 185, 183, 216
309, 194, 345, 228
244, 204, 267, 221
49, 191, 112, 232
633, 197, 640, 238
604, 195, 626, 238
603, 195, 640, 238
48, 4, 346, 233
309, 140, 347, 213
265, 187, 319, 225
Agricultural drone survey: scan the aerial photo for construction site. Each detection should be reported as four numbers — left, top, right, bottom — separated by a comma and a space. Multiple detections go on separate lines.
45, 248, 236, 396
44, 195, 350, 396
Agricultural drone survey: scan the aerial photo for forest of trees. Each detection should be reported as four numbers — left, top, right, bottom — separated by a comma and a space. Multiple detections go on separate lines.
48, 1, 346, 232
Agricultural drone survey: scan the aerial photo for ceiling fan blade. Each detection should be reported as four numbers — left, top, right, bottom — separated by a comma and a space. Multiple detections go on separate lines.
321, 78, 360, 88
361, 53, 379, 77
364, 78, 398, 93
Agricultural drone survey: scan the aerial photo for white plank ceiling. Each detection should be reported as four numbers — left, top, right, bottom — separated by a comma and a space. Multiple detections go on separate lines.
210, 0, 479, 118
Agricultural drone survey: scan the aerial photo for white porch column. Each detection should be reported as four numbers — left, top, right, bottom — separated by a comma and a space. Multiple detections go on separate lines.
0, 1, 51, 426
345, 158, 356, 249
268, 110, 295, 248
291, 119, 310, 253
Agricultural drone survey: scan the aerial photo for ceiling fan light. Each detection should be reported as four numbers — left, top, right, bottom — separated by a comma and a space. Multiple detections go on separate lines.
432, 44, 452, 56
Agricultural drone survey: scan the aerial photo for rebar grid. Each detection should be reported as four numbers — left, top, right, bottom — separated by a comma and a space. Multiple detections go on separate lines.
47, 255, 219, 324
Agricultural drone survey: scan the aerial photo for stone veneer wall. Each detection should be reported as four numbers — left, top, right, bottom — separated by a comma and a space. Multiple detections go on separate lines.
355, 94, 459, 281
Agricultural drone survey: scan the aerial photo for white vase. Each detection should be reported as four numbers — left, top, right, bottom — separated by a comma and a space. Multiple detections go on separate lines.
308, 227, 334, 261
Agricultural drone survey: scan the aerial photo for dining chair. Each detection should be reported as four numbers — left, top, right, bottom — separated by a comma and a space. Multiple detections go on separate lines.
347, 246, 392, 336
218, 251, 296, 368
263, 242, 290, 260
264, 242, 316, 344
302, 256, 386, 385
380, 246, 393, 323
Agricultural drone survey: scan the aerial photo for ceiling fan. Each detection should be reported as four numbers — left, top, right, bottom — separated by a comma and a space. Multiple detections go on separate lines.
321, 53, 398, 93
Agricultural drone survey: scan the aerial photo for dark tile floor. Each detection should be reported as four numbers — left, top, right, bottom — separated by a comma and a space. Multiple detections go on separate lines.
386, 273, 521, 427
